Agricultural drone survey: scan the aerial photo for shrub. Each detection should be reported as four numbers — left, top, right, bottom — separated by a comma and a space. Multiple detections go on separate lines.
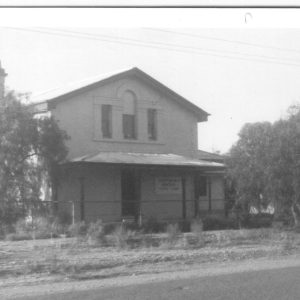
158, 223, 185, 249
190, 218, 205, 247
87, 220, 106, 245
54, 211, 72, 233
14, 218, 32, 234
191, 218, 203, 234
5, 232, 32, 241
166, 223, 181, 243
68, 221, 88, 238
3, 216, 66, 241
13, 216, 58, 240
122, 221, 140, 232
111, 225, 136, 249
0, 223, 14, 239
179, 220, 191, 232
142, 217, 166, 233
102, 222, 118, 235
202, 214, 238, 231
282, 232, 296, 252
33, 217, 58, 239
241, 213, 273, 229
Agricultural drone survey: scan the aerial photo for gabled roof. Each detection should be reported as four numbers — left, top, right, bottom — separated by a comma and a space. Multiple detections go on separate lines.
69, 151, 225, 169
31, 67, 209, 122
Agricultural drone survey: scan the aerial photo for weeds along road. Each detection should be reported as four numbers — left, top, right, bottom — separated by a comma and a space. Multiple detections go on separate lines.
5, 258, 300, 300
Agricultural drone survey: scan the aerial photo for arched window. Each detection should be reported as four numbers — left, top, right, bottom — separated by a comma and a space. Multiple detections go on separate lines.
122, 90, 137, 139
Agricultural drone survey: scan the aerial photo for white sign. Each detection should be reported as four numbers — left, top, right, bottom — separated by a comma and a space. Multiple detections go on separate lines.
155, 177, 182, 194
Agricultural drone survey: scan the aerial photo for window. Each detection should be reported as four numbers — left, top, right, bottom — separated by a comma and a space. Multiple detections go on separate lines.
101, 104, 112, 138
122, 91, 137, 139
123, 114, 136, 139
147, 108, 157, 140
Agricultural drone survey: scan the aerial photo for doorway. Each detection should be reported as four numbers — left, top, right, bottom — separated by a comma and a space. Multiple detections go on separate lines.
121, 169, 139, 217
195, 173, 211, 215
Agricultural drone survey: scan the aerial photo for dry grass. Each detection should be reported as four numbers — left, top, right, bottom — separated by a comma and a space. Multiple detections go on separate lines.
0, 228, 299, 286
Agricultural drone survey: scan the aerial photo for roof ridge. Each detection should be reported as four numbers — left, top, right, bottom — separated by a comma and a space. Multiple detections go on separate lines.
31, 66, 138, 102
30, 67, 208, 122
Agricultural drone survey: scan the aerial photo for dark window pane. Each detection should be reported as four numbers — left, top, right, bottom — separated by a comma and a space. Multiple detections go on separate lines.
102, 105, 112, 138
148, 109, 157, 140
123, 114, 136, 139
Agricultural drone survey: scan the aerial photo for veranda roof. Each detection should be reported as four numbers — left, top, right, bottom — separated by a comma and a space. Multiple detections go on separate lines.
197, 149, 225, 162
69, 152, 225, 169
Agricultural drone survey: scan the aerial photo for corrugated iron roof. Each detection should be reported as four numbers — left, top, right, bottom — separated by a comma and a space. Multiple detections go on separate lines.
197, 149, 225, 162
69, 152, 225, 169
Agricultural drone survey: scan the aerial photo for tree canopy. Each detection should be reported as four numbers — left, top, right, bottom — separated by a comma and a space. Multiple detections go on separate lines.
0, 93, 68, 225
227, 105, 300, 226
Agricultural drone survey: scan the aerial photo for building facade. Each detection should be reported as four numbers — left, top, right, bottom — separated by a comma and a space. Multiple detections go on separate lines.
32, 67, 225, 223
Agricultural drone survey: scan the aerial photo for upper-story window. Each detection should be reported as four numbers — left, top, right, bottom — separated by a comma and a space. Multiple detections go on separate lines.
122, 90, 137, 139
147, 108, 157, 140
101, 104, 112, 138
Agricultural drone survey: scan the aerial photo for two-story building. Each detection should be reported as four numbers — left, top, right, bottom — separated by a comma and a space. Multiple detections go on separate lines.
32, 67, 225, 223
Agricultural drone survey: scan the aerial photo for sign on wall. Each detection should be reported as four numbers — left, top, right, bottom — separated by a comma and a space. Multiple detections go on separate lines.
155, 177, 182, 194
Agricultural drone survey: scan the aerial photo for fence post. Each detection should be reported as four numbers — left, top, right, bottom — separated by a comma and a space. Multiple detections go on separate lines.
79, 176, 85, 222
72, 200, 75, 225
182, 176, 186, 220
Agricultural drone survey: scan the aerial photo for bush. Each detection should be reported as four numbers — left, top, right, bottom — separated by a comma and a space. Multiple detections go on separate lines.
0, 223, 14, 239
178, 220, 191, 232
190, 218, 205, 247
166, 223, 181, 243
202, 214, 238, 231
54, 211, 72, 233
68, 221, 88, 238
33, 217, 59, 239
102, 223, 119, 235
142, 217, 166, 233
111, 225, 136, 249
5, 232, 32, 241
14, 216, 59, 239
282, 232, 296, 252
87, 220, 106, 245
14, 218, 32, 234
241, 213, 273, 229
191, 218, 203, 234
121, 220, 140, 232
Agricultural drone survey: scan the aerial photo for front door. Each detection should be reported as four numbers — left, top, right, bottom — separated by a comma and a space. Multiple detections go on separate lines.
121, 169, 139, 217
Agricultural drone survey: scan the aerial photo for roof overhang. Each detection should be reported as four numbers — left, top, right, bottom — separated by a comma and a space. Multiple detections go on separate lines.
197, 149, 225, 163
66, 152, 225, 171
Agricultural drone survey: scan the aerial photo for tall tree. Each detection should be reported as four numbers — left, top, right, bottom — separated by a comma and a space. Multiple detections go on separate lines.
227, 105, 300, 226
0, 92, 68, 225
226, 122, 273, 211
269, 106, 300, 226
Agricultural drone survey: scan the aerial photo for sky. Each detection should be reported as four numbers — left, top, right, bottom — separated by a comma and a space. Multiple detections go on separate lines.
1, 9, 300, 154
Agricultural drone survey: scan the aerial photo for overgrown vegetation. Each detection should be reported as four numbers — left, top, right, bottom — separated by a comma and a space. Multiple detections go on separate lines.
0, 92, 68, 227
226, 104, 300, 228
0, 227, 298, 284
0, 213, 277, 245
